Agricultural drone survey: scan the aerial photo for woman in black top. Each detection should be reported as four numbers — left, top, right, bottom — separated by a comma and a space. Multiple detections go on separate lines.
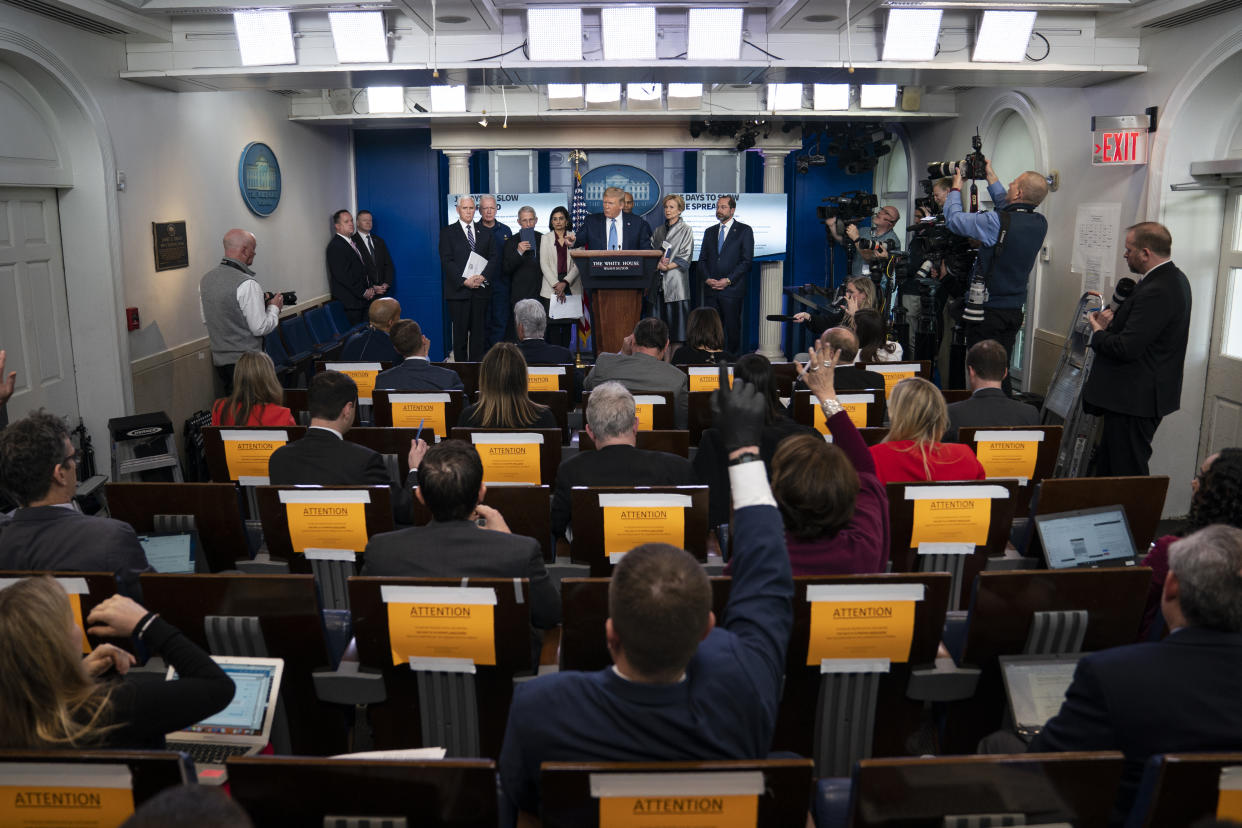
670, 307, 735, 365
458, 342, 559, 430
0, 578, 234, 749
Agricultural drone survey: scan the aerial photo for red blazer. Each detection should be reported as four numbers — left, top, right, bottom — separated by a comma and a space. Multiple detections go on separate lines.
869, 439, 987, 485
211, 400, 296, 427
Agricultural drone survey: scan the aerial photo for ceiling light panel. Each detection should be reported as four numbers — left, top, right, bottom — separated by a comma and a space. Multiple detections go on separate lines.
233, 11, 295, 67
429, 85, 466, 112
860, 84, 898, 108
527, 9, 583, 61
883, 9, 942, 61
767, 83, 803, 111
687, 8, 743, 60
367, 86, 404, 114
602, 7, 657, 61
585, 83, 622, 109
813, 83, 851, 110
973, 10, 1036, 62
547, 84, 585, 110
667, 82, 703, 110
329, 11, 388, 63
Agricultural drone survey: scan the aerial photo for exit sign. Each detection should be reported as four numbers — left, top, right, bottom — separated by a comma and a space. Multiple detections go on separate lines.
1090, 112, 1155, 167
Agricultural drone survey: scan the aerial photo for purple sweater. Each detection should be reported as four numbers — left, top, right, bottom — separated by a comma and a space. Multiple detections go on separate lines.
783, 409, 891, 575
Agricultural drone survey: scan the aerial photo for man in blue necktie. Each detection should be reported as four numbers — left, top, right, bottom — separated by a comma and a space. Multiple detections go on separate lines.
698, 195, 755, 354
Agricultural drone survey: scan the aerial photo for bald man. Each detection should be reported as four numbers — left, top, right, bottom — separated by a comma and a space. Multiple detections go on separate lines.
944, 158, 1049, 394
200, 228, 283, 393
341, 297, 402, 362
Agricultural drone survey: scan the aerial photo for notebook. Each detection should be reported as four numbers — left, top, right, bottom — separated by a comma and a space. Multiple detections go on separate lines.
165, 656, 284, 783
1034, 505, 1139, 569
999, 654, 1083, 740
137, 532, 197, 574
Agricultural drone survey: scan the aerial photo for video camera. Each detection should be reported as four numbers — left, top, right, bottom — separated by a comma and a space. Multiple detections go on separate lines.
927, 131, 987, 181
264, 291, 298, 306
817, 191, 878, 224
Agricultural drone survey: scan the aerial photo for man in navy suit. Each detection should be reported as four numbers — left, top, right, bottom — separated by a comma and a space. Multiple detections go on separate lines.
1028, 524, 1242, 822
327, 210, 376, 325
439, 196, 495, 361
698, 195, 754, 354
574, 186, 653, 256
375, 320, 464, 392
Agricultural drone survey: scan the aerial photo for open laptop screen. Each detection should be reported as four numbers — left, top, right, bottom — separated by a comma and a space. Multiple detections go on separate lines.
1000, 655, 1082, 735
177, 662, 276, 737
1036, 505, 1138, 569
137, 532, 195, 574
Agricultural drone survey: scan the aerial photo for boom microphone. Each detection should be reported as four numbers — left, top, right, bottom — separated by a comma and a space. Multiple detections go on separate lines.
767, 314, 800, 322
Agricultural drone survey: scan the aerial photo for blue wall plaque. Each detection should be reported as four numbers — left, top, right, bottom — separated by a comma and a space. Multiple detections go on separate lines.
580, 164, 661, 215
238, 142, 282, 217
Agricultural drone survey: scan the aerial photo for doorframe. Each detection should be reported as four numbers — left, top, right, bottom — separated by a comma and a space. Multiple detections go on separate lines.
1198, 185, 1242, 461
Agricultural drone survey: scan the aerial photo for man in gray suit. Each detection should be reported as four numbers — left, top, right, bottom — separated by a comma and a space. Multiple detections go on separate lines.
946, 339, 1039, 442
360, 440, 559, 630
584, 318, 688, 428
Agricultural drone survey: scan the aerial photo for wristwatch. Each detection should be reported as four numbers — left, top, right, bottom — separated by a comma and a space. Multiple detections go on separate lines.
728, 451, 761, 467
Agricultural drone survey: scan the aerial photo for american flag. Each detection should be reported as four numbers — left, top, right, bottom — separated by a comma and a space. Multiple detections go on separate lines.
571, 168, 592, 351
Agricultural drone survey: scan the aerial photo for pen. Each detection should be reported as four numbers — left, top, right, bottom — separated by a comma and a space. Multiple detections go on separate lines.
415, 417, 425, 445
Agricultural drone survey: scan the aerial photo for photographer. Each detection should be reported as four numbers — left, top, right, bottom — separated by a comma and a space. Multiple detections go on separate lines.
199, 228, 284, 394
827, 205, 902, 279
943, 159, 1048, 393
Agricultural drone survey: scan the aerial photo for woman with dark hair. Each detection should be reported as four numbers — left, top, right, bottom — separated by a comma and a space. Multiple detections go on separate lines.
855, 308, 903, 363
211, 351, 294, 426
0, 580, 233, 749
1140, 447, 1242, 637
538, 205, 579, 349
871, 376, 986, 483
694, 354, 817, 528
767, 343, 890, 574
671, 307, 735, 365
458, 342, 558, 429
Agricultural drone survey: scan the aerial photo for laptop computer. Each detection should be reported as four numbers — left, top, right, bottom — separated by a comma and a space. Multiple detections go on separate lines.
1034, 505, 1139, 569
137, 531, 197, 574
165, 656, 284, 783
999, 654, 1083, 741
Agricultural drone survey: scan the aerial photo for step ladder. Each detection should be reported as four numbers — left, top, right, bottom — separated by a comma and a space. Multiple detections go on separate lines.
108, 412, 184, 482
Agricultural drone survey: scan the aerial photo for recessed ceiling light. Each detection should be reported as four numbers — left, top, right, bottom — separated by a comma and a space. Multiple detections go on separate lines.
804, 14, 839, 22
436, 15, 469, 24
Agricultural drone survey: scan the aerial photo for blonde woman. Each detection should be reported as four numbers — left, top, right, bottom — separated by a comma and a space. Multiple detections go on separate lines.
538, 206, 580, 349
651, 194, 694, 345
211, 351, 294, 426
458, 342, 558, 430
0, 578, 233, 749
869, 377, 986, 484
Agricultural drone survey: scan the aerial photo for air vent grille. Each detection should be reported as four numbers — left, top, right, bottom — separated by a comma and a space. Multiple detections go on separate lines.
3, 0, 127, 35
1144, 0, 1242, 28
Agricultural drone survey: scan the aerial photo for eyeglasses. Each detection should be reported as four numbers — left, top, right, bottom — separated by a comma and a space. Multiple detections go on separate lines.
61, 450, 81, 467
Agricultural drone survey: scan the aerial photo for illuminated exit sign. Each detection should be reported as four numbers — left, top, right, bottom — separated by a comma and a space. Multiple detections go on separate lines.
1091, 111, 1155, 166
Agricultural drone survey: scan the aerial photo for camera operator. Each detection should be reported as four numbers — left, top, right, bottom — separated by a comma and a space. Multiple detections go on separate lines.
913, 177, 954, 221
943, 159, 1048, 394
199, 228, 283, 394
827, 205, 902, 280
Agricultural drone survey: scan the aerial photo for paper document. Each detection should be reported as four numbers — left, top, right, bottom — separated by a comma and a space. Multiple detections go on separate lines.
549, 294, 584, 320
460, 251, 489, 281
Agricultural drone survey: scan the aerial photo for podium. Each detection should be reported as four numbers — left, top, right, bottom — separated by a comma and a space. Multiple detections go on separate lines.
571, 249, 661, 354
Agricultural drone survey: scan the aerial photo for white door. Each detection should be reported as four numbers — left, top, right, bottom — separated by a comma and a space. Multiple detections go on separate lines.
0, 187, 79, 426
1199, 186, 1242, 457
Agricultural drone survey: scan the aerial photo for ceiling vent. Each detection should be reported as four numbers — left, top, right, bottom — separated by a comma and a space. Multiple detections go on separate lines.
2, 0, 127, 35
1143, 0, 1242, 28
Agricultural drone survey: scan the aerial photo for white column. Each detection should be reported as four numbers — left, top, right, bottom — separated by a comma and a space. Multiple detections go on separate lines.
757, 149, 789, 360
444, 150, 472, 195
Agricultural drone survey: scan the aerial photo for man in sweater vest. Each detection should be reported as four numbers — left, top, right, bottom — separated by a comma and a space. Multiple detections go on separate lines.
199, 229, 283, 394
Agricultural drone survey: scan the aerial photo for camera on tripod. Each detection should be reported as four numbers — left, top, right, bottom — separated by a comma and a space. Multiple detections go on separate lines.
927, 132, 987, 181
817, 191, 878, 223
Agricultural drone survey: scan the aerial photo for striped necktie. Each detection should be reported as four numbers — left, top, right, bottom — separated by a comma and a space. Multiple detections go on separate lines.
466, 224, 475, 251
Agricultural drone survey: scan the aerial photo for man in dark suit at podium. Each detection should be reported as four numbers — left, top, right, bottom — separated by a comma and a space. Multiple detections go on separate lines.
327, 210, 375, 325
439, 196, 495, 361
698, 195, 754, 354
1082, 222, 1191, 476
574, 187, 652, 254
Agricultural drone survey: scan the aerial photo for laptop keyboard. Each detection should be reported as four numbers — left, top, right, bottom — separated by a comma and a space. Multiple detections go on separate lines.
166, 742, 253, 765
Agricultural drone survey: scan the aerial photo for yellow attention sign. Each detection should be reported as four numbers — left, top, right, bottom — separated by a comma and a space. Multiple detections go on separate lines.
222, 439, 284, 480
527, 372, 560, 391
478, 443, 541, 485
340, 370, 378, 401
599, 794, 758, 827
603, 506, 684, 560
0, 786, 135, 828
635, 403, 655, 431
69, 593, 91, 654
813, 400, 866, 432
386, 602, 496, 666
976, 440, 1039, 480
688, 372, 732, 392
392, 401, 448, 436
880, 371, 916, 399
284, 502, 368, 553
807, 601, 916, 664
910, 498, 992, 546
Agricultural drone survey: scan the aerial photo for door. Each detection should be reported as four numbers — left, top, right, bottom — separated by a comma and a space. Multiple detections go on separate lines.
1199, 186, 1242, 457
0, 187, 79, 427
